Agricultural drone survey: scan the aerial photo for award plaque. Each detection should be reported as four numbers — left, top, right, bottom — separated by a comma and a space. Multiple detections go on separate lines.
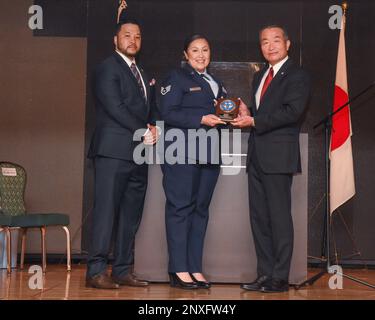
215, 98, 240, 122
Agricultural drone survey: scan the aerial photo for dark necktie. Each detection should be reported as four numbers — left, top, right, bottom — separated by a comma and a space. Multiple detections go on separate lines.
200, 73, 210, 81
130, 62, 146, 101
260, 67, 274, 101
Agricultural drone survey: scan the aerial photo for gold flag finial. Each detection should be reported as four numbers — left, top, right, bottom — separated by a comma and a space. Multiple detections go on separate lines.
342, 2, 348, 15
117, 0, 128, 23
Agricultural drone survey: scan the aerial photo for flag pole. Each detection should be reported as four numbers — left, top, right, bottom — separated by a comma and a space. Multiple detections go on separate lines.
313, 81, 375, 130
295, 2, 375, 290
342, 1, 347, 16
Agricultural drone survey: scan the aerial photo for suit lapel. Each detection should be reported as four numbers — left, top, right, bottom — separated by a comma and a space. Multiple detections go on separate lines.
138, 67, 150, 100
113, 52, 149, 110
252, 66, 268, 115
114, 52, 139, 89
138, 66, 151, 112
253, 66, 268, 94
257, 58, 293, 110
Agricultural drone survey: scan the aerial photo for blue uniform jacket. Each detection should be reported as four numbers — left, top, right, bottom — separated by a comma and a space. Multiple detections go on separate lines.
160, 63, 227, 164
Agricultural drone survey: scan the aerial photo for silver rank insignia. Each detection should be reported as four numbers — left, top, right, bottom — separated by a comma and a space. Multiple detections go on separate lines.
161, 85, 171, 95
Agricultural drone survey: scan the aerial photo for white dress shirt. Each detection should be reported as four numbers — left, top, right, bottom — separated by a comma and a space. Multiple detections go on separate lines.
255, 56, 289, 109
199, 70, 219, 98
116, 50, 147, 101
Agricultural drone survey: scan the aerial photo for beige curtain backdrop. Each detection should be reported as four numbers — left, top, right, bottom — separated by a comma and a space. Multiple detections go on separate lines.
0, 0, 87, 254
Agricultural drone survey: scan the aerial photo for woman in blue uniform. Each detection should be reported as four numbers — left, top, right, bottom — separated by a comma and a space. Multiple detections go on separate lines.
160, 34, 227, 289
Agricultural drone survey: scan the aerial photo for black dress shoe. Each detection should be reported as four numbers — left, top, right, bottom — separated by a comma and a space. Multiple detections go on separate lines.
260, 278, 289, 293
190, 274, 211, 289
169, 273, 198, 290
240, 275, 270, 291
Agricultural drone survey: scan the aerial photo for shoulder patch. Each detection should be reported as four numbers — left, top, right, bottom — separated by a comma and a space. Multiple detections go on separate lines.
161, 85, 171, 95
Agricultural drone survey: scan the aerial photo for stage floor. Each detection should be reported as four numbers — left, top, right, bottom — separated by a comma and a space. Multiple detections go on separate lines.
1, 265, 375, 300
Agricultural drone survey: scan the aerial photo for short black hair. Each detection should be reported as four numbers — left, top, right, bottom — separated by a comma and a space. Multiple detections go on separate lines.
259, 24, 289, 41
115, 19, 141, 36
183, 34, 210, 52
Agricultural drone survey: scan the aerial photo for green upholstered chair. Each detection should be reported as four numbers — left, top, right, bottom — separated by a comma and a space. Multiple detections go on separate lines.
0, 162, 71, 274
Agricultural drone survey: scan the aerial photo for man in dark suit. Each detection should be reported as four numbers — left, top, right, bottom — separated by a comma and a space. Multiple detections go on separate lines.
86, 18, 159, 289
232, 25, 310, 293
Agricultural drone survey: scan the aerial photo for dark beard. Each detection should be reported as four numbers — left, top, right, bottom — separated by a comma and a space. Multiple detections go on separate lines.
117, 46, 139, 59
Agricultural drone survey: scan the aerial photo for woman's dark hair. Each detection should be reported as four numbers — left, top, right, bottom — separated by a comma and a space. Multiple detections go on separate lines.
183, 34, 210, 52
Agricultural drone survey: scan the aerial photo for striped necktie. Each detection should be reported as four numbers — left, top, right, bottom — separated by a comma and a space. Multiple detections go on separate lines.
130, 62, 146, 101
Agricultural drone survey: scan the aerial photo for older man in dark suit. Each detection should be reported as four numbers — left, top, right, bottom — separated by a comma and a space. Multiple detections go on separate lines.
232, 25, 310, 293
86, 18, 159, 289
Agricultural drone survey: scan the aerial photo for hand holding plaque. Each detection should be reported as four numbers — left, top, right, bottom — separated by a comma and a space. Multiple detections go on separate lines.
215, 98, 240, 123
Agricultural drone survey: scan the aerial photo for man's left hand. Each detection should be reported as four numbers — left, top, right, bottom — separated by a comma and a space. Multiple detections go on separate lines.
237, 98, 251, 117
231, 115, 255, 128
143, 124, 160, 145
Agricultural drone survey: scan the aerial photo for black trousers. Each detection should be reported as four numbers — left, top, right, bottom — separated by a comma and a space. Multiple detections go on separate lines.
248, 153, 294, 281
87, 156, 147, 278
162, 163, 220, 273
